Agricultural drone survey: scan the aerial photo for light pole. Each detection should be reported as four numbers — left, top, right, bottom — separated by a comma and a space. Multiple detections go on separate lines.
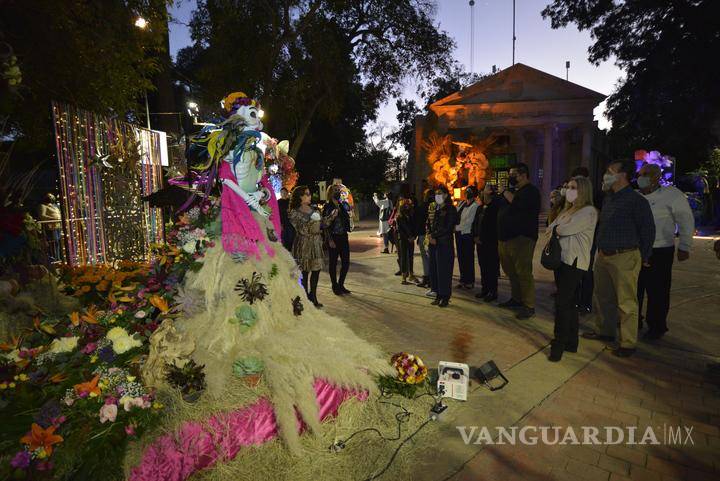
134, 16, 152, 129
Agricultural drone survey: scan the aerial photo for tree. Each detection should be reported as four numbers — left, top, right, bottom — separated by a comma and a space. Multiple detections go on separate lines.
176, 0, 455, 159
0, 0, 170, 151
542, 0, 720, 171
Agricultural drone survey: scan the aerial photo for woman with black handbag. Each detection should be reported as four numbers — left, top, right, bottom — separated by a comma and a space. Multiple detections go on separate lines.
545, 176, 598, 362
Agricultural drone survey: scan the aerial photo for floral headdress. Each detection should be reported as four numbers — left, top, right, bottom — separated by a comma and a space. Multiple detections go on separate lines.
221, 92, 260, 117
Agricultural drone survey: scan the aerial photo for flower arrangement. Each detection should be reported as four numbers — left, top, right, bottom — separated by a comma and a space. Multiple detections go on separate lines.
377, 352, 429, 399
0, 198, 223, 479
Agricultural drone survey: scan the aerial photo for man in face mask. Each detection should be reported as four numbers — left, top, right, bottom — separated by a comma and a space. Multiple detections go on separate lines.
497, 163, 541, 319
428, 185, 458, 307
455, 186, 480, 289
583, 160, 655, 357
635, 163, 693, 340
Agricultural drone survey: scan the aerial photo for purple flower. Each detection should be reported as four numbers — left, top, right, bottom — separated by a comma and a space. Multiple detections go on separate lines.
98, 346, 116, 363
10, 450, 31, 469
34, 400, 62, 428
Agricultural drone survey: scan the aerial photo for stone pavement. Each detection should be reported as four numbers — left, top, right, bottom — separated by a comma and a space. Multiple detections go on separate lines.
318, 222, 720, 481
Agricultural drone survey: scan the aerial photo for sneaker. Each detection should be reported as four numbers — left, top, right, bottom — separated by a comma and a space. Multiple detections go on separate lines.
431, 297, 440, 305
515, 307, 535, 319
408, 275, 419, 283
498, 298, 523, 309
394, 271, 402, 276
438, 298, 450, 307
425, 289, 436, 297
381, 248, 390, 254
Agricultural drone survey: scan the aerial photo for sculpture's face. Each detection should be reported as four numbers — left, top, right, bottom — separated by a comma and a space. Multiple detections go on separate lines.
232, 104, 263, 132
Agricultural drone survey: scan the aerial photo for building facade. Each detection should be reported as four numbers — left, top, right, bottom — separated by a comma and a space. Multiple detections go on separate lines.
409, 63, 608, 210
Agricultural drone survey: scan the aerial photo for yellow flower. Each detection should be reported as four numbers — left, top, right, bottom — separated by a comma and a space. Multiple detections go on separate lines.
48, 336, 79, 354
152, 401, 163, 410
9, 382, 16, 388
126, 375, 136, 382
90, 355, 98, 363
0, 383, 7, 389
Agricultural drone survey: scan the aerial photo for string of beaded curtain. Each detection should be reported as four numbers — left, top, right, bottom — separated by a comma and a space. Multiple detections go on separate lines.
51, 101, 165, 265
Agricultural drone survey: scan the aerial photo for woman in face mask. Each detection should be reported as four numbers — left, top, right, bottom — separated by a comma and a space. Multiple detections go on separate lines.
322, 185, 352, 295
545, 176, 598, 362
428, 185, 459, 307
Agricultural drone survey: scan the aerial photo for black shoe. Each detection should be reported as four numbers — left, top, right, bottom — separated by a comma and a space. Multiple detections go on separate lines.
339, 286, 351, 295
431, 297, 440, 305
455, 283, 465, 289
332, 286, 342, 296
548, 340, 563, 362
515, 307, 535, 319
498, 298, 523, 309
381, 248, 389, 254
417, 281, 428, 288
582, 331, 615, 342
394, 271, 402, 276
309, 294, 323, 308
483, 292, 498, 302
613, 347, 636, 358
643, 330, 664, 341
475, 290, 489, 299
438, 298, 450, 307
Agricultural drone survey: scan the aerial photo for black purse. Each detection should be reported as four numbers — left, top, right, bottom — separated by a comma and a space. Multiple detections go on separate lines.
541, 225, 562, 271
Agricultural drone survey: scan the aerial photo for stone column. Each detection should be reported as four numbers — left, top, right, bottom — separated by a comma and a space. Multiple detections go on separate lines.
541, 124, 555, 211
581, 125, 593, 169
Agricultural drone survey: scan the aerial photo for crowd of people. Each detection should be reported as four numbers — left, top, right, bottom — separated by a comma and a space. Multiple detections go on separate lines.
278, 159, 696, 363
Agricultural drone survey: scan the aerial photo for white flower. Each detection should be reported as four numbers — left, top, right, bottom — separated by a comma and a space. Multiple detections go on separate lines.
1, 349, 22, 363
48, 336, 79, 354
106, 327, 130, 341
182, 241, 197, 254
112, 334, 142, 354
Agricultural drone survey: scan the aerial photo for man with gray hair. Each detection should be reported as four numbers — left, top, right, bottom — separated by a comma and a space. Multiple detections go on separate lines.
636, 163, 694, 340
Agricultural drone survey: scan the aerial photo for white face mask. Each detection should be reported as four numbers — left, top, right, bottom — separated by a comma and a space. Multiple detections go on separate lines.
560, 188, 567, 197
602, 173, 618, 191
637, 176, 652, 189
565, 189, 578, 203
434, 193, 445, 205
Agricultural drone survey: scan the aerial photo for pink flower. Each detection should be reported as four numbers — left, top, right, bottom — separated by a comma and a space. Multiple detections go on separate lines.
105, 396, 118, 405
99, 403, 118, 423
82, 342, 97, 354
125, 424, 136, 436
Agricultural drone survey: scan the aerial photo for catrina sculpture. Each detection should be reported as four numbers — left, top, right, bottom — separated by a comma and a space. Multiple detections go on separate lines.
133, 92, 391, 479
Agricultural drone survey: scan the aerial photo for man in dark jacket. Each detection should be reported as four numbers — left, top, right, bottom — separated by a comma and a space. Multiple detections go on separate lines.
429, 185, 458, 307
472, 183, 503, 302
497, 163, 541, 319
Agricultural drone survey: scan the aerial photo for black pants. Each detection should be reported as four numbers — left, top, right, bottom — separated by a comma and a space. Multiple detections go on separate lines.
456, 233, 475, 285
477, 241, 499, 294
429, 241, 454, 299
398, 237, 414, 276
301, 270, 320, 300
329, 233, 350, 289
638, 246, 674, 334
554, 262, 584, 350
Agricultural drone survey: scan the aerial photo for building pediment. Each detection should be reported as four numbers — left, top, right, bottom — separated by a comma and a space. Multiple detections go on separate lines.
431, 63, 606, 111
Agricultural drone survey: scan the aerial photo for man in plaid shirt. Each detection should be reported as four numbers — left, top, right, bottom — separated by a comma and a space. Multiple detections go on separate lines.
583, 160, 655, 357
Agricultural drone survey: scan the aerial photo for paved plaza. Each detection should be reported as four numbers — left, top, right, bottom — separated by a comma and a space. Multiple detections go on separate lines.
320, 222, 720, 481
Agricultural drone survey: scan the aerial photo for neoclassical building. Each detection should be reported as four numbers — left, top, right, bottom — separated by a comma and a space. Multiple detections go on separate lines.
409, 63, 608, 209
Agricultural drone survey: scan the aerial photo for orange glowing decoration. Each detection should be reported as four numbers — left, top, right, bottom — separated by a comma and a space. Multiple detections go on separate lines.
422, 132, 495, 194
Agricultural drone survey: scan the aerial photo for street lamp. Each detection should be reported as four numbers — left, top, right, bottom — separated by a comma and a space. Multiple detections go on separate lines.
134, 17, 149, 29
134, 16, 151, 128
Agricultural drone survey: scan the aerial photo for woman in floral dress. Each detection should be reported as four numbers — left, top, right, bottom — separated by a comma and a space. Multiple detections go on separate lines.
289, 185, 324, 307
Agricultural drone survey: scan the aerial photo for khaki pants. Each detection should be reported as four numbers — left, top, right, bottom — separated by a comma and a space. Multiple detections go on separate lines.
498, 236, 536, 308
591, 249, 641, 349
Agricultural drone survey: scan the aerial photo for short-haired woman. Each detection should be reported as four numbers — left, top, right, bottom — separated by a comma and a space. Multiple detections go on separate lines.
428, 184, 458, 307
546, 176, 598, 361
289, 185, 324, 308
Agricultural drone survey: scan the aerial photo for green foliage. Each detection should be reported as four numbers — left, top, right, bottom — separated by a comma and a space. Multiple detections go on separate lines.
542, 0, 720, 171
176, 0, 455, 185
166, 359, 207, 398
232, 357, 264, 377
377, 375, 428, 399
0, 0, 170, 151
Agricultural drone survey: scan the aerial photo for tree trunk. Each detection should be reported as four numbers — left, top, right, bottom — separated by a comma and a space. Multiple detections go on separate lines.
289, 95, 325, 159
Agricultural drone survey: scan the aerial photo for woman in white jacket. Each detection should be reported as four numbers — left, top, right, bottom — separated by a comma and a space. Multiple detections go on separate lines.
373, 192, 393, 253
546, 176, 598, 362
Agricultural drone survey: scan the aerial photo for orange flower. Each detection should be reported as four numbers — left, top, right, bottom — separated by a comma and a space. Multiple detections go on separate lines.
74, 375, 101, 397
49, 373, 68, 383
81, 306, 99, 324
20, 423, 64, 456
0, 335, 21, 351
149, 295, 170, 314
70, 312, 81, 327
